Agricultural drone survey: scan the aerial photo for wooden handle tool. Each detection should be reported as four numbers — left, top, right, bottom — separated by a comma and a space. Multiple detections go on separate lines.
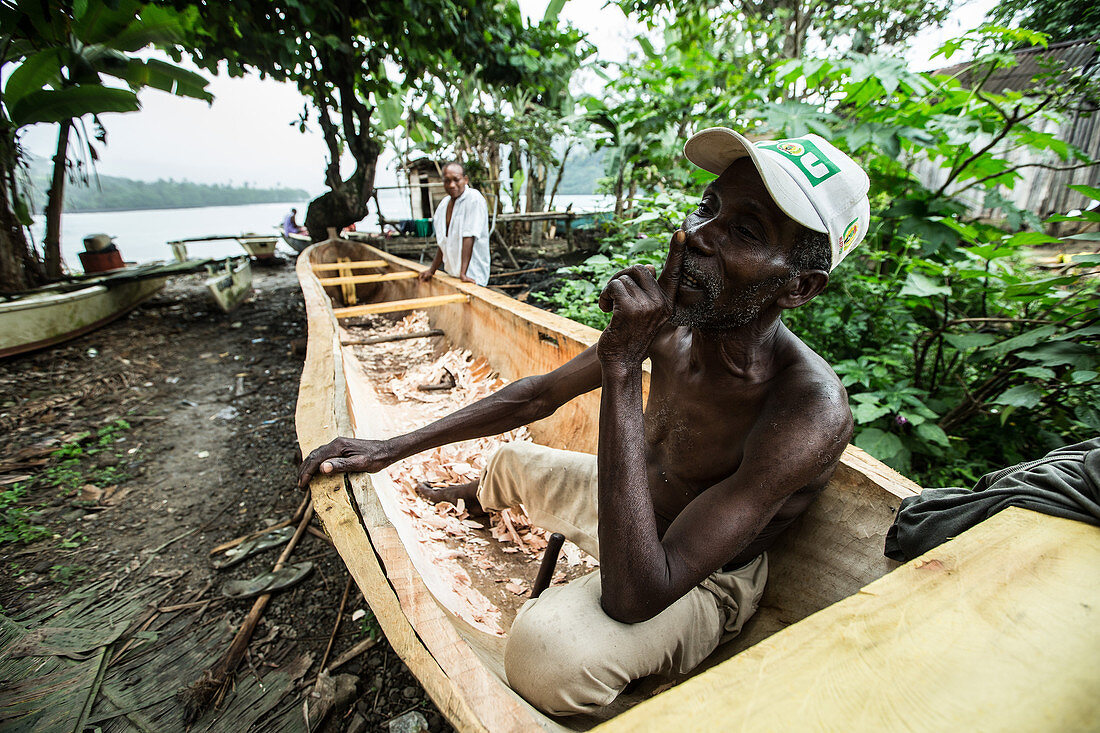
531, 532, 566, 598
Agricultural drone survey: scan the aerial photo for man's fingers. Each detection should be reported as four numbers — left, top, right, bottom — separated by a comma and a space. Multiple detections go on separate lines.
657, 230, 687, 300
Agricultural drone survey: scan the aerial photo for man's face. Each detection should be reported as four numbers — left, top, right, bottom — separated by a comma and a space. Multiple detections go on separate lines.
670, 158, 801, 330
442, 165, 468, 199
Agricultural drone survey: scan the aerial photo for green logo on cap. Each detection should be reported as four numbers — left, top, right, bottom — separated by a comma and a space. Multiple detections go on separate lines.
757, 138, 839, 187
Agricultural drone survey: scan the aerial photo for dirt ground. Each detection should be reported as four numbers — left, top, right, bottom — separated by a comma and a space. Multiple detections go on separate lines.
0, 261, 456, 731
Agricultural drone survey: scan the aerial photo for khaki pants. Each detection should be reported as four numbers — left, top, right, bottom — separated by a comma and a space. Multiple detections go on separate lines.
480, 443, 768, 716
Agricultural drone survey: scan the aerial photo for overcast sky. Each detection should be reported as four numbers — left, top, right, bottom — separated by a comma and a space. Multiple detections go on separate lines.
16, 0, 996, 193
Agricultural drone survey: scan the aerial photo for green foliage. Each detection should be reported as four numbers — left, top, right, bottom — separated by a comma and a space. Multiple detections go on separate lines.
543, 23, 1099, 486
44, 419, 132, 494
168, 0, 584, 231
1, 0, 214, 286
49, 564, 87, 587
987, 0, 1100, 44
534, 189, 697, 326
0, 483, 51, 546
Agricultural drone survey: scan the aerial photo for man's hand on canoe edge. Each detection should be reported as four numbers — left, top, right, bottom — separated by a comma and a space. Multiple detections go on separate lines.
297, 437, 397, 488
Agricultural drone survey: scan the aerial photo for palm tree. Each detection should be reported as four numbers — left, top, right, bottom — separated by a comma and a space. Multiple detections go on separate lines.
1, 0, 211, 283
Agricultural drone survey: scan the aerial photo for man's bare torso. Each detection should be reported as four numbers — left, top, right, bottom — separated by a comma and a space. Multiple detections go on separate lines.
640, 322, 842, 567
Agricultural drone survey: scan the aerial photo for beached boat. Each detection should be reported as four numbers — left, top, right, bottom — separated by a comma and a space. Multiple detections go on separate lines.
0, 266, 169, 358
281, 231, 311, 254
296, 237, 1100, 732
168, 233, 279, 262
203, 256, 253, 313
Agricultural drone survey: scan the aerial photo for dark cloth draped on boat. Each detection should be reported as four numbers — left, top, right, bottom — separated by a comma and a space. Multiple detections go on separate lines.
885, 437, 1100, 562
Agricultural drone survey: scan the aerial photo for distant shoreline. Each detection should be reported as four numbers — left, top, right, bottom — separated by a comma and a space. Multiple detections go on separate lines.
53, 199, 312, 215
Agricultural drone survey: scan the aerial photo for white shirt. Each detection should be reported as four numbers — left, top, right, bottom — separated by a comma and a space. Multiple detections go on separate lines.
432, 186, 490, 286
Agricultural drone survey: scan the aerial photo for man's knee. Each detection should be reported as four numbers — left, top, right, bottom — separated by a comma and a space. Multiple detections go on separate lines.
504, 597, 624, 715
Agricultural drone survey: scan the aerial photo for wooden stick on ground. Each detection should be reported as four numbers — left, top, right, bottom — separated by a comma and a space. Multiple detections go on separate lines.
319, 576, 353, 672
180, 499, 315, 723
328, 636, 378, 673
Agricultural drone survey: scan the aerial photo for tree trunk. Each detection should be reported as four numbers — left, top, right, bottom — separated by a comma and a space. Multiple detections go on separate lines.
526, 156, 546, 247
613, 150, 626, 219
44, 120, 71, 279
0, 189, 43, 293
547, 144, 573, 212
0, 105, 44, 293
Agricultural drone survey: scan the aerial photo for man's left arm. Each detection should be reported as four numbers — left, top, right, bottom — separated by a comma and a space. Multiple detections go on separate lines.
458, 236, 475, 283
598, 362, 849, 622
594, 252, 849, 623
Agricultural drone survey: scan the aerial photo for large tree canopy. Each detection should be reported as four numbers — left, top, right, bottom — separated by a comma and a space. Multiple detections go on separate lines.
988, 0, 1100, 44
170, 0, 581, 240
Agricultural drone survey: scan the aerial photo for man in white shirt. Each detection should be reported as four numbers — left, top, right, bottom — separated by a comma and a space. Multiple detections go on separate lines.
420, 162, 491, 285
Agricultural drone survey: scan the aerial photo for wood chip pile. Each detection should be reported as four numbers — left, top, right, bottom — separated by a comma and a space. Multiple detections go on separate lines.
344, 313, 596, 634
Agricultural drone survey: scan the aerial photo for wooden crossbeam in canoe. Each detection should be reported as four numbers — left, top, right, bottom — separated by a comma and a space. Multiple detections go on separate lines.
333, 294, 468, 319
317, 271, 419, 286
311, 260, 387, 272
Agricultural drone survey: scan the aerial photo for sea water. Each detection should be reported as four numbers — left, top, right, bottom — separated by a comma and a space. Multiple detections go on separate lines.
28, 190, 613, 269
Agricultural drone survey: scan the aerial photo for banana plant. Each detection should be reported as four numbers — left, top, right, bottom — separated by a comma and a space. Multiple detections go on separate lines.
1, 0, 211, 280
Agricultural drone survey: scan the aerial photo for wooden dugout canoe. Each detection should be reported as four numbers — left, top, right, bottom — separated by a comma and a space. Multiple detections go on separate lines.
295, 238, 1100, 731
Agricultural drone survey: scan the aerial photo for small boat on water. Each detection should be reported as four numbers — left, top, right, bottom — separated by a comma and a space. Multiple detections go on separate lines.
296, 236, 1100, 732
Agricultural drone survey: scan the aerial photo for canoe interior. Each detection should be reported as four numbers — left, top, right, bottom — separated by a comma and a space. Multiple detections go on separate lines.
296, 239, 923, 732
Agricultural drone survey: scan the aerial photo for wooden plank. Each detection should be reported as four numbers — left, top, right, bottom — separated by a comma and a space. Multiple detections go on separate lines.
318, 271, 419, 286
594, 508, 1100, 733
333, 293, 468, 319
311, 259, 387, 272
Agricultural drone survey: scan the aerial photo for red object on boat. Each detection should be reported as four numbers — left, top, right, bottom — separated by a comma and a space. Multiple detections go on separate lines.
79, 250, 125, 273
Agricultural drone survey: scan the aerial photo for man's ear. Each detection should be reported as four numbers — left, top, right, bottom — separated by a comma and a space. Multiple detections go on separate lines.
777, 270, 829, 309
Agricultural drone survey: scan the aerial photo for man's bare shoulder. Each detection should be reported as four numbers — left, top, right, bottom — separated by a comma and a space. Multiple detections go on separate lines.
757, 329, 853, 466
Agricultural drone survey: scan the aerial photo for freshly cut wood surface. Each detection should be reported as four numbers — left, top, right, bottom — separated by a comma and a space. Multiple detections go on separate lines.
310, 259, 387, 272
295, 245, 557, 733
595, 508, 1100, 733
317, 271, 419, 286
333, 294, 468, 319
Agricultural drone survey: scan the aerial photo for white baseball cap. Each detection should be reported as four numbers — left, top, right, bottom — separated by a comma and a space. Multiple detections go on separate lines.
683, 127, 870, 270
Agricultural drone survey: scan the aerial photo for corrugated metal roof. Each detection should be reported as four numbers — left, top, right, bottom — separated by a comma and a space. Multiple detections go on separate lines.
934, 36, 1100, 93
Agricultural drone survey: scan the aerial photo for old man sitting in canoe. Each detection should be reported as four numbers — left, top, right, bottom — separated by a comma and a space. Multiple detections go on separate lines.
298, 126, 870, 715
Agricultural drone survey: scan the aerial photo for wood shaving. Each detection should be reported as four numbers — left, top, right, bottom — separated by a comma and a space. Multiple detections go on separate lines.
349, 310, 597, 633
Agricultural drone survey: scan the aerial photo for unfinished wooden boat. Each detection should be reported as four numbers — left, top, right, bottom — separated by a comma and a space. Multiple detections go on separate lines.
0, 267, 167, 358
296, 237, 1100, 731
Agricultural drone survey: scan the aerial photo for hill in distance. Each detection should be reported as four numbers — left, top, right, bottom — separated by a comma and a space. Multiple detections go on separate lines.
26, 162, 310, 213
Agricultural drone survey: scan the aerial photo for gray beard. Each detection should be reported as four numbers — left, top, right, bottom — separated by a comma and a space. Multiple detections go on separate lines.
671, 271, 787, 331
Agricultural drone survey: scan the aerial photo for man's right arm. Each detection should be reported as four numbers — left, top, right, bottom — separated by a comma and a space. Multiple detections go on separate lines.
297, 345, 602, 487
419, 248, 444, 282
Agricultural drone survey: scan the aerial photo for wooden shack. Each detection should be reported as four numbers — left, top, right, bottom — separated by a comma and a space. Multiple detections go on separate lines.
402, 157, 447, 220
916, 37, 1100, 227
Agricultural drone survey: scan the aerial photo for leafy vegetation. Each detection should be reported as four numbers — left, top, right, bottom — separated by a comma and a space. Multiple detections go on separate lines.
0, 483, 52, 545
537, 22, 1099, 486
0, 419, 133, 548
1, 0, 212, 287
171, 0, 584, 243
